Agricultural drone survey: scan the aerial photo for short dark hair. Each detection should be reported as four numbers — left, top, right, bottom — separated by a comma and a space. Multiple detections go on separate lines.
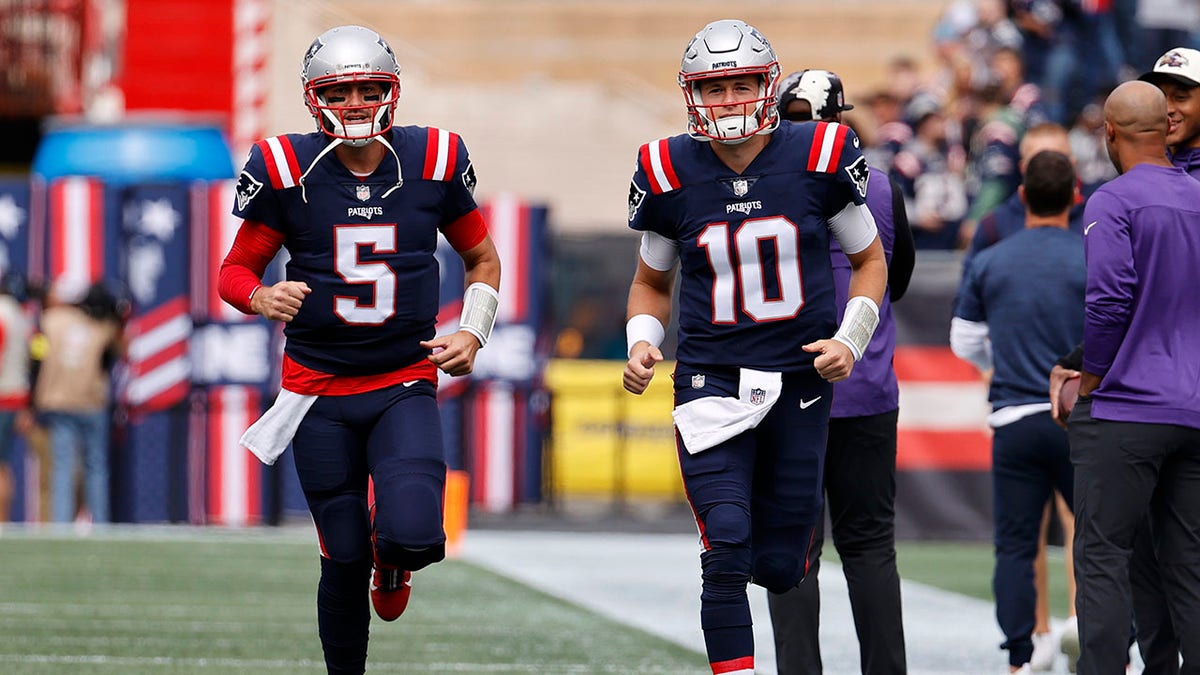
1023, 150, 1075, 217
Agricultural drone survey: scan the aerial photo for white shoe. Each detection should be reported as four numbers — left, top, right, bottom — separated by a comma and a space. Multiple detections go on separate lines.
1030, 631, 1056, 671
1060, 616, 1079, 674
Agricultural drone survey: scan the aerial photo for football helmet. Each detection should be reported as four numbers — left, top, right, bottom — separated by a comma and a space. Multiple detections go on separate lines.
777, 69, 855, 122
678, 19, 782, 144
302, 25, 401, 147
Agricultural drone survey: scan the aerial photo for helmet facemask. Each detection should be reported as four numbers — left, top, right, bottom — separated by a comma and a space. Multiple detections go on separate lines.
304, 74, 401, 147
682, 71, 779, 145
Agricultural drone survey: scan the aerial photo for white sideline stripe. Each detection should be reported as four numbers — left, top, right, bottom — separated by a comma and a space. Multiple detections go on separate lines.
897, 381, 991, 430
0, 655, 592, 672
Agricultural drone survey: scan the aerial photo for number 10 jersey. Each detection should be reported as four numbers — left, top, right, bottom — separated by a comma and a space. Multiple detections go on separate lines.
627, 121, 870, 373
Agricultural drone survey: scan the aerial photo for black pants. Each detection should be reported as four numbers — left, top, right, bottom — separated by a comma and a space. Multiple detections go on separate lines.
767, 410, 907, 675
1069, 398, 1200, 675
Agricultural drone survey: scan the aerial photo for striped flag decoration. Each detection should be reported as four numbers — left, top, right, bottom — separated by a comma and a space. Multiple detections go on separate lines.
46, 176, 107, 282
205, 385, 262, 525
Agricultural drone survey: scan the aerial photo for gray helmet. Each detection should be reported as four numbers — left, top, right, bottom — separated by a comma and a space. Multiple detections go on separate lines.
301, 25, 401, 146
678, 19, 782, 144
777, 69, 855, 122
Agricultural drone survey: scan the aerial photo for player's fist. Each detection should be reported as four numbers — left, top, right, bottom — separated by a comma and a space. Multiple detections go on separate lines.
251, 281, 312, 322
803, 338, 855, 383
421, 330, 481, 377
623, 342, 663, 395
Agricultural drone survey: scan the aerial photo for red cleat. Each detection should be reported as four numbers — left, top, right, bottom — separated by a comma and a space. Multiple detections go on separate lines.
369, 501, 411, 621
370, 564, 411, 622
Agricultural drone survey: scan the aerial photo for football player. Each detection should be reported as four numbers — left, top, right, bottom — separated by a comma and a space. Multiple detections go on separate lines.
621, 20, 887, 674
218, 25, 501, 675
767, 69, 913, 675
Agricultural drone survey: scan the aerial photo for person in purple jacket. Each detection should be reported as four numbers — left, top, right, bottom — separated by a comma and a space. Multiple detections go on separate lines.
1068, 80, 1200, 674
766, 69, 915, 675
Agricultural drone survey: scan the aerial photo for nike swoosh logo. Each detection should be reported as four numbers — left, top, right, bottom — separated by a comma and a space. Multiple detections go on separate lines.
799, 396, 822, 409
402, 381, 418, 388
1084, 221, 1097, 235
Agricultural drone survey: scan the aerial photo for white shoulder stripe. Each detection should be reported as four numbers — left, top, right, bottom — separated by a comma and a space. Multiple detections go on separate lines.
433, 128, 451, 181
648, 140, 675, 193
814, 122, 840, 173
264, 136, 296, 188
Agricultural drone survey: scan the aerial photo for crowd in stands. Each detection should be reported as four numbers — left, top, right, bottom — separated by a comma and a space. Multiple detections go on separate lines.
847, 0, 1197, 249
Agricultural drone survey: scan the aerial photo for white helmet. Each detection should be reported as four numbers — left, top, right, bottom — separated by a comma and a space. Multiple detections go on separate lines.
678, 19, 782, 144
301, 25, 401, 147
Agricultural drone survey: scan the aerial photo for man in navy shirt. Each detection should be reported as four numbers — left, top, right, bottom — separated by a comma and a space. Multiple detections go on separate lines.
219, 25, 501, 675
766, 68, 914, 675
621, 20, 887, 674
1069, 80, 1200, 674
952, 150, 1085, 673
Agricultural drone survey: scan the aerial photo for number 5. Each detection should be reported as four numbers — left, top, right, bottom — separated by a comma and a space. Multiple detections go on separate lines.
334, 224, 396, 325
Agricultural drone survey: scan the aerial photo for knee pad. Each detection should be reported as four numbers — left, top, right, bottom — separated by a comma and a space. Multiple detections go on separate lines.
702, 502, 750, 548
372, 458, 447, 570
312, 494, 371, 564
752, 552, 805, 594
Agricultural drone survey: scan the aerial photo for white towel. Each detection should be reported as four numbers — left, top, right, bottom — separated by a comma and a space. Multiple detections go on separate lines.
239, 388, 318, 465
671, 368, 782, 454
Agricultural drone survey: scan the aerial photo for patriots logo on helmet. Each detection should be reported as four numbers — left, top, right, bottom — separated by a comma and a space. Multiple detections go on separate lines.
1159, 51, 1190, 69
844, 156, 870, 200
628, 181, 646, 222
235, 171, 263, 212
302, 39, 323, 73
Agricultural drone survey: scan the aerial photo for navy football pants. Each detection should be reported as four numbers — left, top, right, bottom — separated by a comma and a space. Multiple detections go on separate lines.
292, 381, 447, 674
674, 365, 830, 669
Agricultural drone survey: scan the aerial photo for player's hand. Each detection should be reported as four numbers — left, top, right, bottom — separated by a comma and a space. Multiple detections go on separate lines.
623, 342, 663, 395
803, 339, 855, 383
1049, 364, 1080, 429
421, 330, 481, 377
251, 281, 311, 322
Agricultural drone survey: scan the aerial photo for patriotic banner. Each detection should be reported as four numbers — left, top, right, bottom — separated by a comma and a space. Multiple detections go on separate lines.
46, 176, 112, 282
0, 178, 31, 278
204, 385, 263, 525
121, 184, 193, 412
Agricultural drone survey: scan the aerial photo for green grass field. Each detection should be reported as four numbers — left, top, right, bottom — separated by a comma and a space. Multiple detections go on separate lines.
0, 530, 700, 674
0, 529, 1073, 674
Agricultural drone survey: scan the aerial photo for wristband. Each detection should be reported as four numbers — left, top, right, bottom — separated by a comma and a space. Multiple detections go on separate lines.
626, 314, 665, 358
831, 296, 880, 361
460, 282, 499, 347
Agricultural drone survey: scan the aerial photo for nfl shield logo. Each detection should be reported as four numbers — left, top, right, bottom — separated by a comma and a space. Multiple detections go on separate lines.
732, 179, 749, 197
356, 184, 371, 201
749, 387, 766, 405
691, 374, 706, 389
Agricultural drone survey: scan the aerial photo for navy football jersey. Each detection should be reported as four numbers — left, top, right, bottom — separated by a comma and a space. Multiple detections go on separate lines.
628, 121, 870, 372
233, 126, 479, 376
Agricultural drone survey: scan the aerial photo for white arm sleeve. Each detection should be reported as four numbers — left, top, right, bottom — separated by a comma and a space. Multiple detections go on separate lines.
827, 202, 878, 255
639, 231, 679, 271
949, 317, 993, 373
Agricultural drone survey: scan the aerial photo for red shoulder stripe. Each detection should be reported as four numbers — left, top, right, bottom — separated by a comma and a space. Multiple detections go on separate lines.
255, 139, 283, 189
806, 122, 829, 172
826, 123, 850, 173
422, 128, 440, 180
444, 131, 459, 179
657, 139, 680, 189
638, 139, 681, 194
638, 143, 663, 194
276, 135, 302, 183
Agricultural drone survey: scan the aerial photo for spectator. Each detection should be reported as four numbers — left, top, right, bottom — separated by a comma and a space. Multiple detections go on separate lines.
34, 274, 122, 524
962, 82, 1024, 248
892, 94, 969, 249
0, 272, 30, 523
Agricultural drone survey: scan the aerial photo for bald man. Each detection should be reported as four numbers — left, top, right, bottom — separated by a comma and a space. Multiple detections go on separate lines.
1068, 80, 1200, 674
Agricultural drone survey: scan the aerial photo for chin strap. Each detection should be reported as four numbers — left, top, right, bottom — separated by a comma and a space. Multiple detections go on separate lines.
297, 134, 405, 202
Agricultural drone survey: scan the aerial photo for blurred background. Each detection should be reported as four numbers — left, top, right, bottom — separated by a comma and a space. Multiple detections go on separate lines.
0, 0, 1180, 537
